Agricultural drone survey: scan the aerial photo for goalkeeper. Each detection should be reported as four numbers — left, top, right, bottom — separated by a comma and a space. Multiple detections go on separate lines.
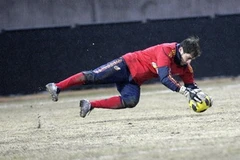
46, 36, 212, 118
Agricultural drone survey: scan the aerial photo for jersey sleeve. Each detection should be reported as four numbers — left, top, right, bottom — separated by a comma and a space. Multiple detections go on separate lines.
156, 43, 181, 91
158, 66, 181, 92
179, 64, 198, 89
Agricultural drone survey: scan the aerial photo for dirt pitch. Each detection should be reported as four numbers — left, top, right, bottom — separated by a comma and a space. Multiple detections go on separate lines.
0, 77, 240, 160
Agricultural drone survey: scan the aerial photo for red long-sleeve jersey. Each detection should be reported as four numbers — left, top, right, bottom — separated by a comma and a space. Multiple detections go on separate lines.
122, 42, 195, 91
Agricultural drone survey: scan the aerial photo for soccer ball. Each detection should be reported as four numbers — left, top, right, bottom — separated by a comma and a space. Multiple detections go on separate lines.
189, 95, 212, 113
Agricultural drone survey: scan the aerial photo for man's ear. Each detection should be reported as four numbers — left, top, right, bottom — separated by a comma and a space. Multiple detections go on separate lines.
179, 46, 183, 54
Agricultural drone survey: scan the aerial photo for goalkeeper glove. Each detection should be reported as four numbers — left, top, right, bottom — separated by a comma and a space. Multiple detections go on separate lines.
179, 86, 202, 102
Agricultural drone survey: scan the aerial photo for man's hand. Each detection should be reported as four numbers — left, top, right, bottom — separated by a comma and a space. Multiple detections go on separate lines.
179, 86, 202, 102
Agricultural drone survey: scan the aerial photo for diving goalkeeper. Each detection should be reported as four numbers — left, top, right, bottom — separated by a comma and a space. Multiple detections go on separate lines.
46, 36, 212, 118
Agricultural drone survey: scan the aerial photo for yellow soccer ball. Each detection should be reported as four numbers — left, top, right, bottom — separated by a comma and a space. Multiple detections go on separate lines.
189, 95, 212, 113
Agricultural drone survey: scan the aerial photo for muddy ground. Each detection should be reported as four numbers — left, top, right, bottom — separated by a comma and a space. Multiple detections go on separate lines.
0, 77, 240, 160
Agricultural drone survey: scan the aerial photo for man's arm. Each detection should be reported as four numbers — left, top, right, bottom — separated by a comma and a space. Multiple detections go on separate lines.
158, 66, 180, 91
158, 66, 202, 102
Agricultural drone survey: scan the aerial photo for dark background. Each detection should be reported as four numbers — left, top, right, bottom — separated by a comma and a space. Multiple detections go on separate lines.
0, 14, 239, 96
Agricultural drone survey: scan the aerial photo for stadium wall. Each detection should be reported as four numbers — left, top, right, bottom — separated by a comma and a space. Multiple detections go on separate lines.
0, 14, 239, 95
1, 0, 240, 30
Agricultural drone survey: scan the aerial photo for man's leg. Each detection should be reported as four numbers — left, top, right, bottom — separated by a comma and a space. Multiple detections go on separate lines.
56, 72, 85, 90
79, 96, 123, 118
46, 57, 128, 102
79, 81, 140, 118
90, 96, 123, 109
84, 58, 140, 109
79, 58, 141, 117
46, 72, 86, 101
91, 82, 140, 109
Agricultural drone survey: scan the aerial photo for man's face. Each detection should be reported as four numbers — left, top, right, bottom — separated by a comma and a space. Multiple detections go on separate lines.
179, 47, 195, 66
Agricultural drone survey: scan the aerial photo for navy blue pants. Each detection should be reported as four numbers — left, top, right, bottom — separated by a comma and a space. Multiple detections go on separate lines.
83, 58, 140, 108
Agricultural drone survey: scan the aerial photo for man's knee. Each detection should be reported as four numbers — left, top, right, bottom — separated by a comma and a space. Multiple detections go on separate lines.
82, 71, 95, 83
122, 96, 139, 108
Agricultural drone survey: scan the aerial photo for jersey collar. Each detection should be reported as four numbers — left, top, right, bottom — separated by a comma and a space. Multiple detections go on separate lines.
174, 44, 187, 67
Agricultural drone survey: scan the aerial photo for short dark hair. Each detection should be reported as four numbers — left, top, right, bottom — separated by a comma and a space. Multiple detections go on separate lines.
180, 36, 201, 58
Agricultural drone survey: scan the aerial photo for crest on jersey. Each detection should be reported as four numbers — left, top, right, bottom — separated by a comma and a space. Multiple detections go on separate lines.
168, 49, 176, 58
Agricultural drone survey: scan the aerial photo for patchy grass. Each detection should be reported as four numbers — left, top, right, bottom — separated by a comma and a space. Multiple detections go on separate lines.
0, 77, 240, 160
